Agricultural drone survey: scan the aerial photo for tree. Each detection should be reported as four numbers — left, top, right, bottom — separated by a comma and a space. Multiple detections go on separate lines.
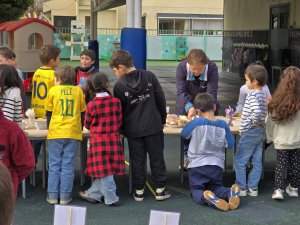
0, 0, 34, 23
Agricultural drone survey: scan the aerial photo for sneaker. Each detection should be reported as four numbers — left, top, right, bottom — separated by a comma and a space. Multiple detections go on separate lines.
79, 191, 99, 203
272, 189, 284, 200
60, 198, 72, 205
46, 197, 58, 205
229, 184, 240, 210
239, 189, 248, 197
248, 189, 258, 197
155, 187, 171, 201
286, 184, 298, 197
203, 190, 229, 212
107, 200, 121, 207
133, 189, 144, 202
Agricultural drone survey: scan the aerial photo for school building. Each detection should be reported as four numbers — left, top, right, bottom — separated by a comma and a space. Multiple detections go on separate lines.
41, 1, 224, 61
223, 0, 300, 89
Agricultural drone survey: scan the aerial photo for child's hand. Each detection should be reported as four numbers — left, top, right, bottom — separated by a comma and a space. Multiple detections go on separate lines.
188, 107, 196, 119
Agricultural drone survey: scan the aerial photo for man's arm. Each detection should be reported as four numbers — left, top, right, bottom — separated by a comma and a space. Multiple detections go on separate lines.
176, 62, 193, 112
151, 72, 167, 124
113, 84, 126, 134
206, 62, 219, 103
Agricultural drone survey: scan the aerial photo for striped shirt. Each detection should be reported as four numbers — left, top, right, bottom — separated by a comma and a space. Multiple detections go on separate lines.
0, 87, 22, 126
239, 90, 267, 133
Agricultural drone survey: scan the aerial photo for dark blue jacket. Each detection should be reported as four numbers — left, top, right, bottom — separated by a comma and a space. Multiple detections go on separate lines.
175, 60, 219, 115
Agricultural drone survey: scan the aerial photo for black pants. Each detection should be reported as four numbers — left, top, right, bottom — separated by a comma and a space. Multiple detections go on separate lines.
274, 149, 300, 189
32, 140, 43, 164
127, 131, 167, 190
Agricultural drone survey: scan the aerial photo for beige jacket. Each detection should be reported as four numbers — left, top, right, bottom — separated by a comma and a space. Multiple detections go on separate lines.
266, 110, 300, 150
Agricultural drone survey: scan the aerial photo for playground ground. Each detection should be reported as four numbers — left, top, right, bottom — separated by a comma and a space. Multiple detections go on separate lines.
13, 63, 300, 225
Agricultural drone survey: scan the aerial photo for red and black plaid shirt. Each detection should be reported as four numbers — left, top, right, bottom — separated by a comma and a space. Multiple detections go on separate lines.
84, 95, 124, 177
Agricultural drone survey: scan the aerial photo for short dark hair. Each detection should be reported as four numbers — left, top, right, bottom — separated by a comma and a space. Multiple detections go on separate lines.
244, 64, 268, 86
55, 66, 76, 85
80, 49, 96, 61
39, 45, 60, 65
0, 162, 14, 225
0, 47, 14, 60
193, 93, 215, 112
87, 71, 109, 93
187, 49, 209, 65
109, 50, 134, 68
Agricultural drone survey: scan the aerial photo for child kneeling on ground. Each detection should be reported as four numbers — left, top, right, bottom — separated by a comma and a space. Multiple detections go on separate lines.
181, 93, 240, 211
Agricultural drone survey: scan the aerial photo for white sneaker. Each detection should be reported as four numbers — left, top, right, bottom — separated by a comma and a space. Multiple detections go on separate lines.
248, 189, 258, 197
239, 189, 248, 197
286, 184, 298, 197
272, 189, 284, 200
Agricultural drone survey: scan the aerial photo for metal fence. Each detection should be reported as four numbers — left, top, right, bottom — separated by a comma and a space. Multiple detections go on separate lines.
55, 27, 222, 36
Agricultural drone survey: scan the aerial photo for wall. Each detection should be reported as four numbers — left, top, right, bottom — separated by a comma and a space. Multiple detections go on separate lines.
14, 23, 54, 72
54, 33, 222, 61
77, 9, 117, 29
43, 0, 76, 21
224, 0, 300, 31
100, 0, 223, 30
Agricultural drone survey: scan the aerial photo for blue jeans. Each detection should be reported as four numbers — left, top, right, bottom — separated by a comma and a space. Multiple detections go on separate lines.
47, 139, 79, 201
234, 127, 265, 190
86, 175, 119, 205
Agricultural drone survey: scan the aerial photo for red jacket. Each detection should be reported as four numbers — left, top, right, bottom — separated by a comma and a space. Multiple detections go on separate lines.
0, 108, 35, 198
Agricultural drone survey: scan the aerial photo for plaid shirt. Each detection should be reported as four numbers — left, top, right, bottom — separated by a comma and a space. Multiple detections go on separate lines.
84, 94, 125, 178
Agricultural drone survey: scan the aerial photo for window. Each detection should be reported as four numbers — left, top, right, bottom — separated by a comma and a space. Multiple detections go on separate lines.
271, 6, 289, 29
158, 17, 222, 36
28, 33, 43, 49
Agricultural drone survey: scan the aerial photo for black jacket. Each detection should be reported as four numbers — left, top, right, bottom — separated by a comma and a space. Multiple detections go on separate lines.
113, 70, 167, 138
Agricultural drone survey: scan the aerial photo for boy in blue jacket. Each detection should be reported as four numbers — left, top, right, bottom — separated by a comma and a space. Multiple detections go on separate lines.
181, 93, 240, 211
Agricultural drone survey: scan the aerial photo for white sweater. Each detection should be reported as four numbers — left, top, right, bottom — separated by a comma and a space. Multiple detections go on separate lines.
266, 110, 300, 150
0, 87, 22, 125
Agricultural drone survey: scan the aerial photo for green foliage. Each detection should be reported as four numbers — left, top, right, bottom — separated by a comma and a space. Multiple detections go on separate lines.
0, 0, 34, 23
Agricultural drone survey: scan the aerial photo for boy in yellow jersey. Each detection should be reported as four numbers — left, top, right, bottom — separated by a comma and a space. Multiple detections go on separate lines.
45, 66, 86, 205
31, 45, 60, 163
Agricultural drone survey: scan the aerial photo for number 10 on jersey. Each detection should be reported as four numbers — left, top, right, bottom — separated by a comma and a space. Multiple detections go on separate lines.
60, 99, 74, 117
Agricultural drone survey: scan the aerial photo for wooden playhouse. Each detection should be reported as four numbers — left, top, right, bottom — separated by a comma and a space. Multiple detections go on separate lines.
0, 18, 55, 72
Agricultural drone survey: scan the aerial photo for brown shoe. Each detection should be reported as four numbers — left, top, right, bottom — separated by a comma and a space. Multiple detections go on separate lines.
203, 190, 229, 211
229, 184, 240, 210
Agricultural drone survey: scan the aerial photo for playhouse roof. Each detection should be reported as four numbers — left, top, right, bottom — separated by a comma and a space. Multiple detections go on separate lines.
0, 18, 55, 32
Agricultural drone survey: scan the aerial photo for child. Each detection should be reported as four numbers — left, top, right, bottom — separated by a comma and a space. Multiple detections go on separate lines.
0, 162, 14, 225
235, 61, 271, 115
181, 93, 239, 212
110, 50, 170, 202
0, 46, 24, 81
45, 66, 86, 205
266, 66, 300, 200
31, 45, 60, 163
0, 107, 35, 198
75, 49, 98, 103
235, 84, 271, 115
0, 64, 24, 126
234, 64, 268, 196
79, 72, 124, 206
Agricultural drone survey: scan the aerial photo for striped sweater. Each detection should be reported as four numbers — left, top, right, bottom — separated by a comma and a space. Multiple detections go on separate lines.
0, 87, 22, 125
239, 90, 267, 133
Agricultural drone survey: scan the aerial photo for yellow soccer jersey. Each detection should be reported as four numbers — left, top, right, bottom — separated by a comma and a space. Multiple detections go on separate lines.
31, 67, 55, 118
46, 84, 86, 140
